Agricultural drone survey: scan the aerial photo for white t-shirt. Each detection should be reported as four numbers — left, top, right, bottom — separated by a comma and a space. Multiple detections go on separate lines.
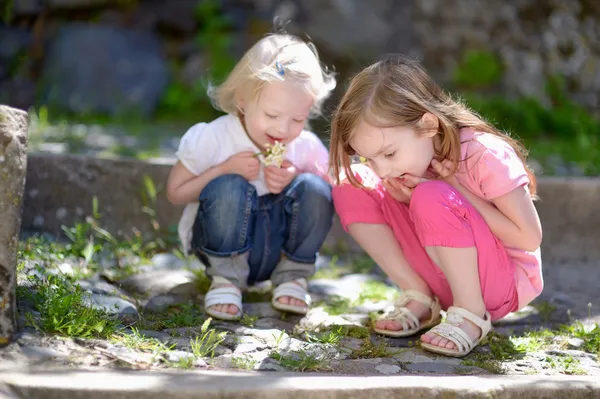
175, 114, 330, 254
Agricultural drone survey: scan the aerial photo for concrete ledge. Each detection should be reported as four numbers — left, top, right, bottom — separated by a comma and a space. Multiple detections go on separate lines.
2, 370, 600, 399
21, 153, 600, 263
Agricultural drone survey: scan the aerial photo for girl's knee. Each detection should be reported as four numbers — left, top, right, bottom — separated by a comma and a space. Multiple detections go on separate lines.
201, 174, 254, 202
289, 173, 334, 221
199, 174, 257, 224
410, 180, 457, 219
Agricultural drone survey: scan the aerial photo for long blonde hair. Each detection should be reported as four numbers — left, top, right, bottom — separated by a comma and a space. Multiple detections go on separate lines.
208, 33, 336, 119
329, 55, 537, 196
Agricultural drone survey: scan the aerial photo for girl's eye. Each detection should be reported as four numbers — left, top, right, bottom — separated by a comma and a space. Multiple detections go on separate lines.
293, 119, 305, 123
265, 113, 277, 119
384, 151, 396, 158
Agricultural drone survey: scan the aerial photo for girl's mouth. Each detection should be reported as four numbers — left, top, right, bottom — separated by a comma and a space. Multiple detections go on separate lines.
266, 134, 282, 144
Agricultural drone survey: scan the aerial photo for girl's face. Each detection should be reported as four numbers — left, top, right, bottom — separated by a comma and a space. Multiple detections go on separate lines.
240, 80, 313, 150
350, 118, 437, 184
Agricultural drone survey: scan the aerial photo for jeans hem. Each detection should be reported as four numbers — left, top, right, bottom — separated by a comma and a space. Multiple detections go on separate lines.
281, 250, 316, 264
196, 245, 252, 257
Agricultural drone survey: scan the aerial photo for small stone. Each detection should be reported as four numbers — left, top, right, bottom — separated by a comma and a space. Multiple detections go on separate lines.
165, 350, 195, 363
244, 302, 281, 319
20, 345, 66, 362
87, 294, 139, 322
375, 364, 401, 374
151, 253, 185, 270
405, 362, 461, 374
120, 269, 198, 298
144, 294, 187, 313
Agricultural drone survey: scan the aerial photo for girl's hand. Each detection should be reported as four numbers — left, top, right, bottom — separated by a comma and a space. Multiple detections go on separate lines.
396, 159, 460, 200
223, 151, 260, 181
382, 178, 411, 204
265, 160, 297, 194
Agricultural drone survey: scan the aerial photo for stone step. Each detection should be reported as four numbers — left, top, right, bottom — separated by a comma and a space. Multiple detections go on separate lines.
1, 370, 599, 399
22, 153, 600, 264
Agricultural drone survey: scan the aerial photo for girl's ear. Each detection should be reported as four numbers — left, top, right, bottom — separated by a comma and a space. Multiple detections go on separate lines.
418, 112, 439, 137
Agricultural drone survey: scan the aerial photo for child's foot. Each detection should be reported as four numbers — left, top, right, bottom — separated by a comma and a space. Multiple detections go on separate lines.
204, 276, 243, 321
372, 290, 442, 338
374, 299, 431, 332
207, 283, 241, 316
420, 307, 483, 350
276, 280, 307, 308
420, 306, 492, 357
271, 278, 311, 314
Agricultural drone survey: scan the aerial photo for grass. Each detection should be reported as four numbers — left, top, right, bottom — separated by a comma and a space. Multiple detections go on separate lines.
140, 303, 206, 330
305, 326, 344, 346
188, 318, 228, 358
459, 322, 600, 374
544, 354, 587, 375
317, 279, 398, 316
112, 328, 174, 356
356, 280, 399, 303
350, 337, 398, 359
269, 349, 333, 372
312, 254, 378, 280
240, 314, 258, 328
231, 355, 258, 370
24, 273, 120, 339
532, 301, 557, 322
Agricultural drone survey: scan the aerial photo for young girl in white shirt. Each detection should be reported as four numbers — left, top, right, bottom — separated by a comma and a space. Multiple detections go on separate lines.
167, 33, 336, 321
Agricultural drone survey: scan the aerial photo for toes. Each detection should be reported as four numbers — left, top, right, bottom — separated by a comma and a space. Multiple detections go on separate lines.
430, 335, 443, 346
421, 332, 433, 343
277, 296, 290, 305
445, 340, 456, 349
277, 297, 307, 308
227, 304, 239, 315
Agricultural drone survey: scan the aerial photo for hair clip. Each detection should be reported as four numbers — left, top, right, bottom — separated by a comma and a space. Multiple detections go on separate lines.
275, 61, 285, 76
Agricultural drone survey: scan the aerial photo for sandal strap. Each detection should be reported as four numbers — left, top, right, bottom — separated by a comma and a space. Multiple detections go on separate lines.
394, 290, 434, 308
204, 286, 242, 308
386, 307, 420, 331
428, 323, 474, 353
446, 306, 492, 337
273, 279, 311, 306
426, 306, 492, 353
379, 290, 440, 328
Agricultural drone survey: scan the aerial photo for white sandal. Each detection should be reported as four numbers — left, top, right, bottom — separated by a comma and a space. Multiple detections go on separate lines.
204, 276, 243, 321
373, 290, 442, 337
420, 306, 492, 357
271, 278, 311, 315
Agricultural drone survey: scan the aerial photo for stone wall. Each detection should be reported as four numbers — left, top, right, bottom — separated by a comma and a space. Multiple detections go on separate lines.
1, 0, 599, 116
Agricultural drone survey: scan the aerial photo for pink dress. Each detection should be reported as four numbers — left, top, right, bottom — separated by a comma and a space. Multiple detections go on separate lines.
332, 128, 543, 320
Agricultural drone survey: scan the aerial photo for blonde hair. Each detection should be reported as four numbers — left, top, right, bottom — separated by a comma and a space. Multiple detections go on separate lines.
208, 33, 336, 119
330, 55, 537, 196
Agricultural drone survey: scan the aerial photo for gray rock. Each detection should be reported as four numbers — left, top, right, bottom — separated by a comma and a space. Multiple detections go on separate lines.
232, 336, 266, 354
120, 269, 198, 298
40, 24, 169, 116
86, 294, 139, 322
164, 350, 206, 368
568, 338, 585, 349
20, 345, 65, 362
0, 105, 29, 346
144, 294, 188, 313
405, 362, 463, 374
79, 277, 130, 298
150, 253, 186, 270
375, 364, 402, 374
243, 302, 281, 319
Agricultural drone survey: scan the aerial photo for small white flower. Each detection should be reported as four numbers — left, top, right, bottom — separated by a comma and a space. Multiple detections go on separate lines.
259, 142, 287, 167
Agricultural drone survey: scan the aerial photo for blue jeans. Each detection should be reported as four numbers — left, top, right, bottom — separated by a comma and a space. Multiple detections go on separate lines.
191, 173, 334, 287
